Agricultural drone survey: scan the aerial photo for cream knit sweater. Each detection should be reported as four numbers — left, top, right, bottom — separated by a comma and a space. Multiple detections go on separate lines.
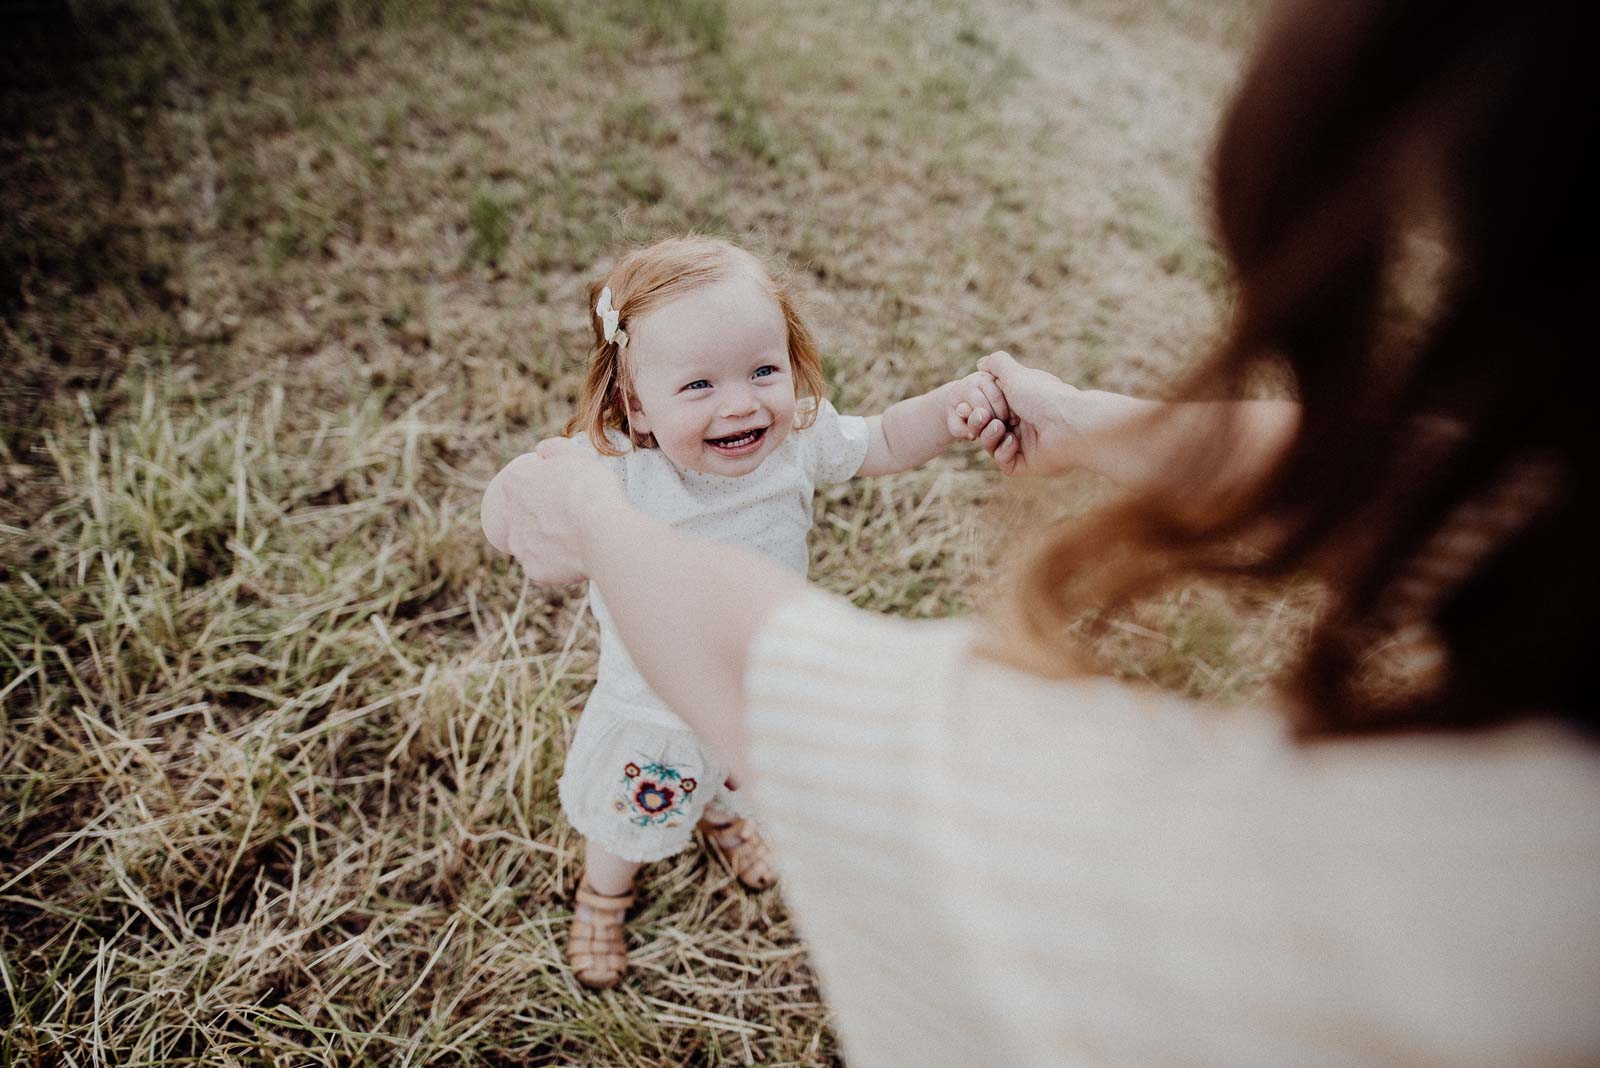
746, 590, 1600, 1067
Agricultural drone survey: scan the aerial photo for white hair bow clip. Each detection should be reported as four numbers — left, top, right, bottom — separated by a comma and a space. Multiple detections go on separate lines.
596, 286, 628, 349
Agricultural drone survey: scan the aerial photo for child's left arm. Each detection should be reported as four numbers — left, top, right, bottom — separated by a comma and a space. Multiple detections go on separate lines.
856, 371, 1011, 477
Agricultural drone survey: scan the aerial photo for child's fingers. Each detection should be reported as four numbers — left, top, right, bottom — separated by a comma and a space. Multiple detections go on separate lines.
976, 374, 1011, 425
965, 405, 990, 436
966, 390, 993, 424
953, 400, 984, 439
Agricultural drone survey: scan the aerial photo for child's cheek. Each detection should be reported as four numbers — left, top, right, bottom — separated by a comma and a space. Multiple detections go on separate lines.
766, 419, 794, 453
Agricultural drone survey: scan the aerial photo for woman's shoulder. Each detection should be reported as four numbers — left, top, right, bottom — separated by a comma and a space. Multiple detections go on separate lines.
746, 589, 1215, 730
744, 589, 983, 741
752, 588, 972, 670
748, 589, 1600, 782
750, 588, 1161, 709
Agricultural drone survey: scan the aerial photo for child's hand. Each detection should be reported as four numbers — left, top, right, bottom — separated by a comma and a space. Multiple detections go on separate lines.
946, 370, 1012, 446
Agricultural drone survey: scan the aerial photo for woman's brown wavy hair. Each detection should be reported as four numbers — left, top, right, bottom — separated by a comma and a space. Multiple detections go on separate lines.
1010, 0, 1593, 737
566, 236, 828, 455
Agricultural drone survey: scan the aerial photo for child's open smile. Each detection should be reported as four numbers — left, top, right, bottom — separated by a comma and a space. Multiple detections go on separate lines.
623, 270, 798, 477
704, 424, 768, 457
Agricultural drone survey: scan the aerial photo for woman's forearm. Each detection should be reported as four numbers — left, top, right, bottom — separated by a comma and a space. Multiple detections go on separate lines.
578, 500, 806, 783
1078, 394, 1300, 495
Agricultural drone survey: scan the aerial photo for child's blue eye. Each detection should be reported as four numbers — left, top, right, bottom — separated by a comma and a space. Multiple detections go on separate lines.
753, 366, 779, 379
682, 379, 712, 391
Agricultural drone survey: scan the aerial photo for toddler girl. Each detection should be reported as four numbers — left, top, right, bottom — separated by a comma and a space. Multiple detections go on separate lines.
487, 235, 1009, 988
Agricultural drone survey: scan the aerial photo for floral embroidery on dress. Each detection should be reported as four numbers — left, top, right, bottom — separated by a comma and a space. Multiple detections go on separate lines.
619, 757, 695, 826
634, 781, 676, 813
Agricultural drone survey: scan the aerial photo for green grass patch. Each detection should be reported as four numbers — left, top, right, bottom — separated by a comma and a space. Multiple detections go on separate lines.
466, 190, 516, 266
640, 0, 729, 52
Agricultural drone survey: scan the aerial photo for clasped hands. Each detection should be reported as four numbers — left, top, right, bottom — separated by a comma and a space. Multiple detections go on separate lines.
944, 350, 1090, 477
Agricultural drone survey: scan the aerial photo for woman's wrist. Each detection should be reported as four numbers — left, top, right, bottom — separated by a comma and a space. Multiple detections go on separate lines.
1021, 384, 1118, 477
1070, 390, 1158, 481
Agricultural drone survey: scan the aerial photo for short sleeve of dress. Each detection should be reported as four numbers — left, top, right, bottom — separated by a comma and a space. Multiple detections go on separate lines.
798, 398, 870, 484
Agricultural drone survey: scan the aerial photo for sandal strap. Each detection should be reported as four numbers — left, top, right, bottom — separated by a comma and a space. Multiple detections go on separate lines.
576, 884, 634, 912
704, 816, 749, 841
704, 818, 778, 889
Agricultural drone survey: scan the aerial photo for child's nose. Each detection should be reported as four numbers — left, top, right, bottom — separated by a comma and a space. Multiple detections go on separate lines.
719, 387, 759, 418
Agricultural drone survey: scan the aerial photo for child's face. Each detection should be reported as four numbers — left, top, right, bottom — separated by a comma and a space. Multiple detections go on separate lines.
624, 271, 797, 477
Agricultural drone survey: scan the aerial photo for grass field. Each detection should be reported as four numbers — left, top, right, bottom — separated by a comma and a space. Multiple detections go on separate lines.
2, 0, 1282, 1062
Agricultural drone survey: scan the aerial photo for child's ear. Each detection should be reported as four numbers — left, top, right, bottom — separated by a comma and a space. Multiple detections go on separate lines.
624, 392, 651, 435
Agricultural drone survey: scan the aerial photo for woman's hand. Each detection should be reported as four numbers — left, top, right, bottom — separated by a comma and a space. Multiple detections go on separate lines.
481, 438, 627, 584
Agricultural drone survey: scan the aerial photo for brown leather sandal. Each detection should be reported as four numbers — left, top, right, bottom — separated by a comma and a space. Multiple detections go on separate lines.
567, 883, 634, 989
702, 817, 777, 891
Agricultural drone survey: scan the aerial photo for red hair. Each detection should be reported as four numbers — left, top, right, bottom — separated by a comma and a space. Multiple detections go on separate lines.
566, 236, 828, 455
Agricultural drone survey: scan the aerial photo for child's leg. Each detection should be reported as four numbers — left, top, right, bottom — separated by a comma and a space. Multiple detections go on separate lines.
581, 839, 641, 897
568, 839, 642, 989
701, 773, 744, 827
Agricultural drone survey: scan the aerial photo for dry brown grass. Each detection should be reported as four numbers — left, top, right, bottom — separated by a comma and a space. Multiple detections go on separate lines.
2, 0, 1283, 1063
